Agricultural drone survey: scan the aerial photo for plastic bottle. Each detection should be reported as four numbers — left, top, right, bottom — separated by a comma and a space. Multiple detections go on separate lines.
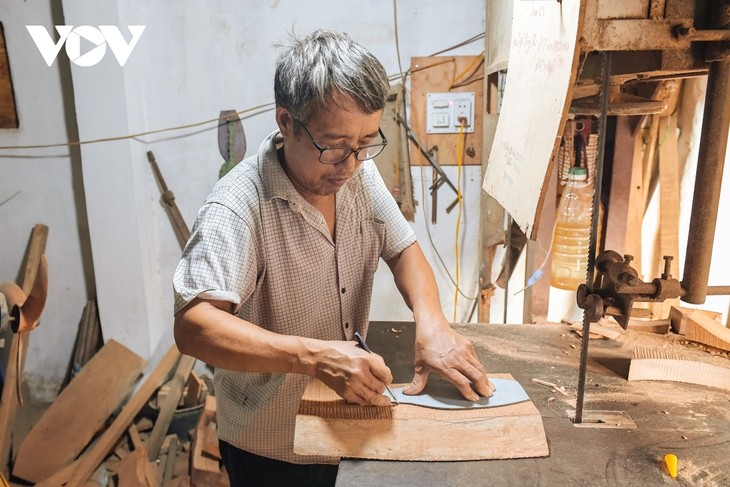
550, 167, 593, 290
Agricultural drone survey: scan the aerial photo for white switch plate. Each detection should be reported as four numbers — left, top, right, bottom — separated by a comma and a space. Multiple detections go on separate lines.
426, 92, 475, 134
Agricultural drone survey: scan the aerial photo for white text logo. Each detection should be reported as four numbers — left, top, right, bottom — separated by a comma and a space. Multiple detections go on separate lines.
26, 25, 145, 67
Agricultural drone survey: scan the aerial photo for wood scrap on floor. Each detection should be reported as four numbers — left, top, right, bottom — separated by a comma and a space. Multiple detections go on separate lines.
19, 343, 222, 487
12, 340, 146, 484
568, 318, 624, 340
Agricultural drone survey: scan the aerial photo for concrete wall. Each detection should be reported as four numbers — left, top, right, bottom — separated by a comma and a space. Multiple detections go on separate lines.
1, 0, 487, 400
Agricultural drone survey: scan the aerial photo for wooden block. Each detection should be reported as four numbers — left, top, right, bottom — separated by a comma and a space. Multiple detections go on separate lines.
669, 306, 722, 335
201, 421, 220, 460
686, 309, 730, 352
12, 340, 146, 483
629, 347, 730, 391
191, 396, 225, 486
115, 449, 147, 487
148, 355, 196, 460
168, 475, 191, 487
627, 318, 670, 334
184, 372, 205, 408
570, 321, 623, 340
294, 374, 549, 461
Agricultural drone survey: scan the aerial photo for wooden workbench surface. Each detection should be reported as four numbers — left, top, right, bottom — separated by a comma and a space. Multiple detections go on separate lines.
335, 321, 730, 487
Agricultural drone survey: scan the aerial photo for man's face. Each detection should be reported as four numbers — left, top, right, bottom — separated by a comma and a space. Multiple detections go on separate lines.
276, 92, 383, 199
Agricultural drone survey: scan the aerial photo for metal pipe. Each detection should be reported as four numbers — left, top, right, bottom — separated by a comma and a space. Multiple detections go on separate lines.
707, 285, 730, 295
681, 59, 730, 304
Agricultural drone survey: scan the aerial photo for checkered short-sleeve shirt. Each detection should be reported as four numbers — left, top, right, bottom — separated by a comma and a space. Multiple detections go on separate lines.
173, 131, 416, 464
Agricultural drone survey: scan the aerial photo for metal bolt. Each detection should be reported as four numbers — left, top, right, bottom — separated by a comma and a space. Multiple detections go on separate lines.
662, 255, 674, 279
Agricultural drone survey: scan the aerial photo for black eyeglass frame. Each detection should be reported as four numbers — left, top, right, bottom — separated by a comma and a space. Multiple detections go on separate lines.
295, 119, 388, 165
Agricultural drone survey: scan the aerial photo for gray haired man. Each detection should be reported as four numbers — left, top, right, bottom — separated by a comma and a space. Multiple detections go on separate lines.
173, 29, 493, 487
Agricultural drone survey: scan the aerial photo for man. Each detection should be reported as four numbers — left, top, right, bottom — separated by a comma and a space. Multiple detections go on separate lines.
173, 29, 493, 487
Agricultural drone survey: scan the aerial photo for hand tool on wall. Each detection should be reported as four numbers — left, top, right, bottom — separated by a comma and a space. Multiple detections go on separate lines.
218, 109, 246, 179
396, 115, 460, 214
147, 150, 190, 247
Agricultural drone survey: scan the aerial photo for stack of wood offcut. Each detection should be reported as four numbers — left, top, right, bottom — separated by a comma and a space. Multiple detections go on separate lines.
9, 341, 228, 486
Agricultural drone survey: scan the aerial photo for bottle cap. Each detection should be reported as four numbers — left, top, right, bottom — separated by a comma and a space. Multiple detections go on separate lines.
568, 167, 588, 181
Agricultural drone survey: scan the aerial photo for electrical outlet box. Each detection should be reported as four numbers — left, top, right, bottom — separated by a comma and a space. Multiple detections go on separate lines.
426, 92, 475, 134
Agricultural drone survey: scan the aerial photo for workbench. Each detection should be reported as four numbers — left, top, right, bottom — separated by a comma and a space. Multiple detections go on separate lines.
335, 321, 730, 486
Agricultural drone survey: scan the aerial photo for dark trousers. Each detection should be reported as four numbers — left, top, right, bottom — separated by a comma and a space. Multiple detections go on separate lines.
219, 440, 339, 487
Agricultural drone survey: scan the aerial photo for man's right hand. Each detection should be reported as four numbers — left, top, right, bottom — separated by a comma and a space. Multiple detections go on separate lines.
307, 340, 393, 407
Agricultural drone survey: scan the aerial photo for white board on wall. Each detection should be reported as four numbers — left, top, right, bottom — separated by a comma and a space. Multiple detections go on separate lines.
482, 0, 584, 239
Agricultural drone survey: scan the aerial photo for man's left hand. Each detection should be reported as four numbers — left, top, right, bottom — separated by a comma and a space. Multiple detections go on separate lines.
402, 322, 495, 402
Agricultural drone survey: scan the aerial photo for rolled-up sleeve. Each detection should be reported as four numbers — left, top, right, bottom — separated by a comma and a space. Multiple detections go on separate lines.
173, 202, 257, 315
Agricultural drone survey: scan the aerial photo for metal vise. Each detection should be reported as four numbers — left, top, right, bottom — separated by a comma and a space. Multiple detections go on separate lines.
576, 250, 683, 328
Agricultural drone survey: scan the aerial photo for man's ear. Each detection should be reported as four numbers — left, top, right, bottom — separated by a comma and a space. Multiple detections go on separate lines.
275, 108, 293, 137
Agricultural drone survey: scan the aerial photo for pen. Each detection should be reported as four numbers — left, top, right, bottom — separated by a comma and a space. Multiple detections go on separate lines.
353, 332, 399, 404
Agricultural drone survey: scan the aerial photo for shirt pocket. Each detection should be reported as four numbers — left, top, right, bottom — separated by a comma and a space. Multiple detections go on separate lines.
359, 218, 385, 275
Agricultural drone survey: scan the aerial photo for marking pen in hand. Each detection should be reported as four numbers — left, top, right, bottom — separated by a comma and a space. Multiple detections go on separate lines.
353, 332, 399, 404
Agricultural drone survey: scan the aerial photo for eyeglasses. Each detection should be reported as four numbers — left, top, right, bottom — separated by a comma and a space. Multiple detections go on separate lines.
295, 119, 388, 165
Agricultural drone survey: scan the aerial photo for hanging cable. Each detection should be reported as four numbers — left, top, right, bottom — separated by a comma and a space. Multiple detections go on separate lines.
0, 103, 275, 151
453, 119, 466, 322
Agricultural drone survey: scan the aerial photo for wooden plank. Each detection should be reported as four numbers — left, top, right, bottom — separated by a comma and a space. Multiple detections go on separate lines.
161, 436, 178, 487
183, 371, 205, 409
12, 340, 146, 483
378, 84, 415, 220
0, 224, 48, 476
409, 55, 483, 166
56, 345, 180, 487
649, 115, 680, 319
115, 449, 147, 487
604, 117, 637, 254
686, 310, 730, 352
294, 374, 548, 461
625, 126, 646, 277
629, 347, 730, 391
0, 23, 18, 128
191, 396, 225, 487
669, 305, 722, 335
148, 355, 196, 460
627, 318, 670, 334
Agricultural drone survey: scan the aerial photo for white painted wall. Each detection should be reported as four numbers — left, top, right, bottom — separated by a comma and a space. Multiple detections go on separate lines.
0, 2, 91, 399
1, 0, 487, 399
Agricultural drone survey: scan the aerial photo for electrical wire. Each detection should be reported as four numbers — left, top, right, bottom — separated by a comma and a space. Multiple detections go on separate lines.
0, 103, 275, 151
392, 0, 408, 89
418, 164, 478, 302
512, 221, 556, 296
452, 120, 466, 322
450, 51, 485, 90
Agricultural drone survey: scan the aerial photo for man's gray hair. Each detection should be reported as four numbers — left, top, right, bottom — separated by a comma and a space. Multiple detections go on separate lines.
274, 30, 390, 125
